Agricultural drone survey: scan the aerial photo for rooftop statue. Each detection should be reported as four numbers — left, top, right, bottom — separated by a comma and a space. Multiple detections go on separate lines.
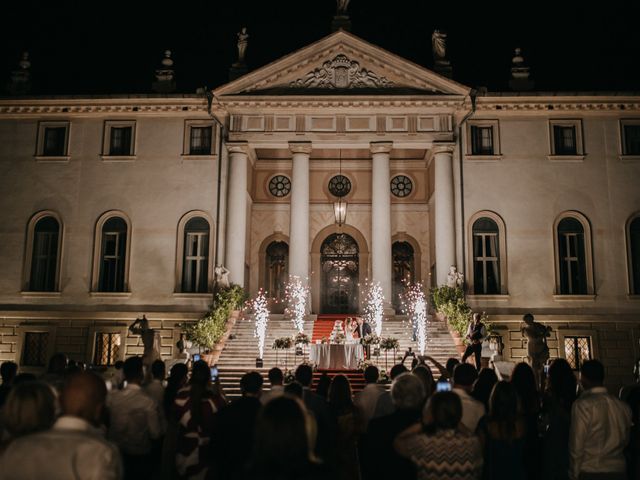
236, 27, 249, 65
336, 0, 350, 15
432, 30, 447, 63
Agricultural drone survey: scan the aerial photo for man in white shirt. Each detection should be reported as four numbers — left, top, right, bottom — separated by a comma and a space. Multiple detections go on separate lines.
144, 359, 166, 407
0, 371, 122, 480
107, 356, 161, 479
354, 365, 385, 428
569, 359, 632, 480
451, 363, 485, 432
261, 367, 285, 404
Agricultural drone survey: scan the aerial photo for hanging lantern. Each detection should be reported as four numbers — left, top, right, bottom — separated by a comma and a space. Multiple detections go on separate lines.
334, 199, 347, 226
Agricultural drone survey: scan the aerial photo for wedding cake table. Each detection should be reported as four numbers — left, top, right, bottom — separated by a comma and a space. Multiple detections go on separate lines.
309, 320, 364, 369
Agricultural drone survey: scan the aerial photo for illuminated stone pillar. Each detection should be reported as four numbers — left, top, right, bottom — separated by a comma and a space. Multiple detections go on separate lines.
370, 141, 393, 304
433, 143, 456, 286
224, 142, 249, 286
288, 142, 312, 282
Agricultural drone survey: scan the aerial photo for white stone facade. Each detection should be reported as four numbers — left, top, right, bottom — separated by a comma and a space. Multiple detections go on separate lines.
0, 31, 639, 390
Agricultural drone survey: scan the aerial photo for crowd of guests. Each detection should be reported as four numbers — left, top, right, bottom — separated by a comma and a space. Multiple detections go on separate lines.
0, 352, 639, 480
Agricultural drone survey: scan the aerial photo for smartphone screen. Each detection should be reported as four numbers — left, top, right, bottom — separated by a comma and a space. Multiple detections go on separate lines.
192, 354, 201, 362
436, 380, 452, 392
210, 366, 218, 381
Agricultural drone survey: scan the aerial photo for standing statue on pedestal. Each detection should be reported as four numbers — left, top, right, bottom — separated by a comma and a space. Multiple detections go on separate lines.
236, 27, 249, 65
129, 315, 161, 371
520, 313, 551, 388
446, 265, 464, 288
215, 265, 230, 289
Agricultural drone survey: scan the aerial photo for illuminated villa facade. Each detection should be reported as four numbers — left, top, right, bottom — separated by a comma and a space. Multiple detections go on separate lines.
0, 30, 639, 390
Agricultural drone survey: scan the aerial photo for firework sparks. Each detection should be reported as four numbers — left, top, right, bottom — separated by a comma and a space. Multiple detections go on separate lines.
402, 283, 428, 355
252, 289, 270, 359
285, 275, 309, 333
363, 281, 384, 336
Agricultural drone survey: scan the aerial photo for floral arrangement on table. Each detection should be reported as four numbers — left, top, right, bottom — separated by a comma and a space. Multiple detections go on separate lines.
358, 359, 375, 371
272, 336, 293, 350
362, 333, 380, 346
334, 333, 346, 344
379, 369, 390, 383
320, 337, 329, 345
294, 332, 310, 345
380, 337, 400, 351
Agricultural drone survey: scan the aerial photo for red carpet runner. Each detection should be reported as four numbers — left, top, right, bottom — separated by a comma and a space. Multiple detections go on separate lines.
311, 314, 352, 342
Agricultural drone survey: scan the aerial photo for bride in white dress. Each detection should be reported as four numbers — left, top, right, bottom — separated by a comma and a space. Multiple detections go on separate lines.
344, 317, 358, 344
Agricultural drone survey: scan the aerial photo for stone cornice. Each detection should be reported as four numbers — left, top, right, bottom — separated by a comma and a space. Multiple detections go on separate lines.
475, 96, 640, 112
431, 142, 456, 155
216, 95, 466, 110
0, 97, 212, 116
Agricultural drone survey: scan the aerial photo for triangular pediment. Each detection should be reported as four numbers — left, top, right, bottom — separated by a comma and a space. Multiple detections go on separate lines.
214, 30, 470, 97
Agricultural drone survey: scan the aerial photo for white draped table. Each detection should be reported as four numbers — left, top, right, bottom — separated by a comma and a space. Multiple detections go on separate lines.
309, 343, 364, 370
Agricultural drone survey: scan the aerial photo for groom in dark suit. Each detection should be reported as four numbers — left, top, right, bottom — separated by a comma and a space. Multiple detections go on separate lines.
357, 317, 373, 358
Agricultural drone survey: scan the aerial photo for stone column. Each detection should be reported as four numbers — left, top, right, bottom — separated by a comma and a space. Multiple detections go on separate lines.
370, 141, 393, 305
433, 143, 456, 285
224, 142, 249, 287
288, 142, 312, 282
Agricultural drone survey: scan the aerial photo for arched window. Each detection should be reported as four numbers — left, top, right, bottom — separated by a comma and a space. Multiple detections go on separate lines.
98, 217, 128, 292
555, 214, 592, 295
182, 217, 210, 293
392, 241, 415, 311
469, 212, 508, 295
472, 218, 500, 294
628, 215, 640, 295
29, 216, 60, 291
265, 241, 288, 301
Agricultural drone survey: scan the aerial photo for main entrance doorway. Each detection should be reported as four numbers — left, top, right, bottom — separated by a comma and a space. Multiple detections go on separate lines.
321, 233, 359, 313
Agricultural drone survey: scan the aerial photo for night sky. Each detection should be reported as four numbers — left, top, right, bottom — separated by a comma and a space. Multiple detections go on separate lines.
1, 0, 639, 95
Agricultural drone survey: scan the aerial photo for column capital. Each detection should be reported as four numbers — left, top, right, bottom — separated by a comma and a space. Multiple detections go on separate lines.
226, 141, 250, 155
369, 141, 393, 155
431, 142, 456, 156
289, 141, 313, 155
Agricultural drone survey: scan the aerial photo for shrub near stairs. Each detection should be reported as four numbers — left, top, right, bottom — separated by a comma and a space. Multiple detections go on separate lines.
184, 285, 245, 351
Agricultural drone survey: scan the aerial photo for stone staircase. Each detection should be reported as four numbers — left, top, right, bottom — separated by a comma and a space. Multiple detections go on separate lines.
216, 313, 459, 399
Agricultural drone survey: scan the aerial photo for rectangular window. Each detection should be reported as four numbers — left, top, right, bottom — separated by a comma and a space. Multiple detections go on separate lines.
623, 124, 640, 155
42, 127, 67, 156
109, 126, 133, 156
564, 336, 592, 370
182, 232, 209, 293
473, 233, 500, 294
93, 333, 121, 366
553, 125, 577, 155
189, 126, 213, 155
22, 332, 49, 366
471, 126, 494, 155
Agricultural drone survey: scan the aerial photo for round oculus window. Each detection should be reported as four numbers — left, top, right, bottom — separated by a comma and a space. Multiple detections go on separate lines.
328, 175, 352, 197
268, 175, 291, 197
390, 175, 413, 198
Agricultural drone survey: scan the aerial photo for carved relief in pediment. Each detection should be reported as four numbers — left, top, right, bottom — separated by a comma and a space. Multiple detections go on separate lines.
290, 54, 394, 89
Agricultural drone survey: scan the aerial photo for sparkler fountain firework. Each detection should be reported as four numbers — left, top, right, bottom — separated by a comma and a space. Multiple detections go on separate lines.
363, 281, 384, 336
252, 289, 270, 359
285, 275, 309, 334
402, 283, 428, 355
